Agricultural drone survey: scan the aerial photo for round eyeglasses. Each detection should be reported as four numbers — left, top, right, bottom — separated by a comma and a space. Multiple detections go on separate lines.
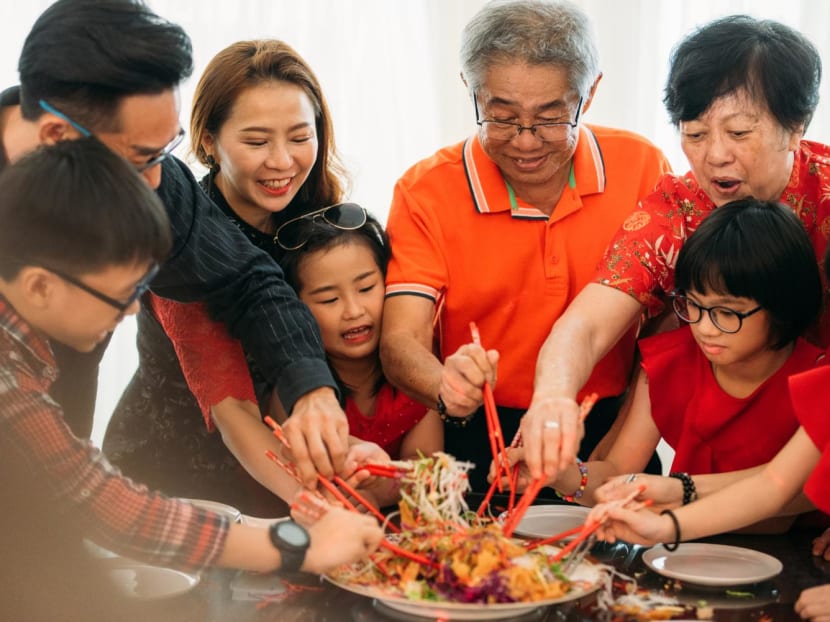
274, 203, 367, 251
671, 293, 762, 334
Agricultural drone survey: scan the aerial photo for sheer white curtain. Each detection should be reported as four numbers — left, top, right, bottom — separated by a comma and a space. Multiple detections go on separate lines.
1, 1, 828, 445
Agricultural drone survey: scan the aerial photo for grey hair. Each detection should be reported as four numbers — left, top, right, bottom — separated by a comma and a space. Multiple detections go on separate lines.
460, 0, 600, 98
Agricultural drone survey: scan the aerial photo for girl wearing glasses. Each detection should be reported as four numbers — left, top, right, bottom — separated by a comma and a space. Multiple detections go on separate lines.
502, 199, 825, 530
103, 40, 354, 515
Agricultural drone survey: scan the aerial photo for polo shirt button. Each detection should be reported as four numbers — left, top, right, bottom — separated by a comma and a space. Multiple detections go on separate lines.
550, 255, 559, 264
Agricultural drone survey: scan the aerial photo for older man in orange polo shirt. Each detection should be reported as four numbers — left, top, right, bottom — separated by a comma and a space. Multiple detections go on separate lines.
381, 0, 671, 493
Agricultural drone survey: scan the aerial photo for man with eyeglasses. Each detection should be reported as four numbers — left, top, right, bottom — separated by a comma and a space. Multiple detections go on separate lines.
381, 0, 671, 493
0, 0, 348, 484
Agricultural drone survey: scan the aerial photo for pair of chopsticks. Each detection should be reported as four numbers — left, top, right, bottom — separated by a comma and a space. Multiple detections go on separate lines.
498, 391, 600, 536
262, 417, 438, 569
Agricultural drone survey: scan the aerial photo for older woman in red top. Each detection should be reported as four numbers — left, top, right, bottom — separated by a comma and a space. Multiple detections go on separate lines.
523, 15, 830, 481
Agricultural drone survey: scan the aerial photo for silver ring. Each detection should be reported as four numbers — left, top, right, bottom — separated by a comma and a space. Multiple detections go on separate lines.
625, 473, 638, 483
543, 420, 561, 430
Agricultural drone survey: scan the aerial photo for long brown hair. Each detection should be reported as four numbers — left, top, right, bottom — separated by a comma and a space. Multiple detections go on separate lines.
190, 39, 348, 210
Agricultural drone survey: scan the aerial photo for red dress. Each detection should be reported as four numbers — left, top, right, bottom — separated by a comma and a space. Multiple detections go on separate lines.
640, 326, 825, 474
345, 383, 428, 457
790, 366, 830, 514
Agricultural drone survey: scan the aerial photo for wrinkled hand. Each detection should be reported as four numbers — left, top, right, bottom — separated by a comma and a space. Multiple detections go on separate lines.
795, 583, 830, 621
519, 395, 583, 482
594, 473, 681, 511
301, 507, 382, 574
438, 343, 499, 417
282, 387, 349, 487
813, 528, 830, 562
586, 501, 671, 546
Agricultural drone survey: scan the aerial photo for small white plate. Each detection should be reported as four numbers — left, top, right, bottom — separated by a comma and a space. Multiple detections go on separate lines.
180, 498, 243, 523
109, 564, 200, 600
643, 543, 783, 587
500, 504, 591, 540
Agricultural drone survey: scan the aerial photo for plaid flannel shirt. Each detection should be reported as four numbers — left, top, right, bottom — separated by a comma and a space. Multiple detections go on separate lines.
0, 296, 229, 571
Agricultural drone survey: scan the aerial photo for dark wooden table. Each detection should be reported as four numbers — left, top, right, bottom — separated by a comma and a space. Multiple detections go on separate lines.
129, 501, 830, 622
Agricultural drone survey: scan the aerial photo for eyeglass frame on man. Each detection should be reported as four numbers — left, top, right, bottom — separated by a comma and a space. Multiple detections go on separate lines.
670, 291, 762, 334
274, 202, 368, 251
39, 99, 185, 172
473, 91, 583, 142
50, 262, 160, 313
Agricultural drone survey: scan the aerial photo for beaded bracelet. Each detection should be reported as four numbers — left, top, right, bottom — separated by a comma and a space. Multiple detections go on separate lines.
555, 458, 588, 502
436, 395, 476, 428
660, 509, 681, 551
669, 472, 698, 505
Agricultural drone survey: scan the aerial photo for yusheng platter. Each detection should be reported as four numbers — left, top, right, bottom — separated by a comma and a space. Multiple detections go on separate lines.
324, 453, 604, 619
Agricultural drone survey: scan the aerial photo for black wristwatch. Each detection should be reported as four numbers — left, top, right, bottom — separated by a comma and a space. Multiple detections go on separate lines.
269, 519, 310, 573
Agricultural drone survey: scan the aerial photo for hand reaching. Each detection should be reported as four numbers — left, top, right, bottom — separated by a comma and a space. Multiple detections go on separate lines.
594, 473, 682, 511
282, 387, 349, 487
438, 343, 499, 417
795, 583, 830, 621
301, 507, 382, 574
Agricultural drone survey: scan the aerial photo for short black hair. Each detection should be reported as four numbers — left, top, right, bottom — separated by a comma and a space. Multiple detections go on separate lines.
18, 0, 193, 131
280, 211, 389, 293
664, 15, 821, 132
0, 138, 171, 280
675, 198, 821, 349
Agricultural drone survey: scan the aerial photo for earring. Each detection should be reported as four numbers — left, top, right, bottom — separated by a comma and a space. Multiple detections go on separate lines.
206, 154, 217, 170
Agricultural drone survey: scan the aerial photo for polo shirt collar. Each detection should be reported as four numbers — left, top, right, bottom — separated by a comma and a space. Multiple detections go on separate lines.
462, 125, 606, 218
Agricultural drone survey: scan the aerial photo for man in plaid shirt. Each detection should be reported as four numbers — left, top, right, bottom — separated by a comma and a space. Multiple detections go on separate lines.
0, 139, 381, 576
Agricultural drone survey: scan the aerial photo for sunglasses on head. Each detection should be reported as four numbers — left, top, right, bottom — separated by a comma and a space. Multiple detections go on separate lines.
274, 202, 367, 251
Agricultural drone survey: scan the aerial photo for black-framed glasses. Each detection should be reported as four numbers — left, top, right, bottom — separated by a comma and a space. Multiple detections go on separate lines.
39, 99, 185, 172
51, 262, 159, 313
671, 292, 762, 334
473, 91, 582, 142
274, 203, 367, 251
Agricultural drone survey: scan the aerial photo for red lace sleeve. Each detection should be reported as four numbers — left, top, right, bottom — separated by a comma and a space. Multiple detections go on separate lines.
147, 294, 257, 431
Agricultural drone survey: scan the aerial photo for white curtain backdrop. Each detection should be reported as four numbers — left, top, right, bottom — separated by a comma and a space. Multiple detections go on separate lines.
1, 1, 828, 445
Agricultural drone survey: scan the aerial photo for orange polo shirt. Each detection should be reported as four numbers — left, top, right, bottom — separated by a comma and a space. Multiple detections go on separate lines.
386, 126, 670, 408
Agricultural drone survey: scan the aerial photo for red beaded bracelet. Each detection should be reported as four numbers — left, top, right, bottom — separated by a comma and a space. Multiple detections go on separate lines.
555, 458, 588, 502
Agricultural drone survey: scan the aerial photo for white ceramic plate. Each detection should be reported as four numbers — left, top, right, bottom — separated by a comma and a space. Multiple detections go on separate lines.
180, 498, 243, 523
109, 564, 200, 600
498, 505, 591, 540
326, 553, 603, 620
642, 543, 783, 587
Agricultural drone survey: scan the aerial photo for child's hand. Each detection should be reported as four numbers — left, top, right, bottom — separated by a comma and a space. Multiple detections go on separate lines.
594, 473, 680, 511
587, 501, 672, 546
301, 507, 382, 574
795, 583, 830, 621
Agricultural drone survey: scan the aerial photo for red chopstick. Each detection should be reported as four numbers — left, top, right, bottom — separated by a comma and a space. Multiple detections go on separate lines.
469, 322, 511, 489
525, 525, 584, 550
551, 521, 600, 562
503, 476, 544, 537
264, 416, 292, 449
360, 463, 409, 478
333, 475, 400, 534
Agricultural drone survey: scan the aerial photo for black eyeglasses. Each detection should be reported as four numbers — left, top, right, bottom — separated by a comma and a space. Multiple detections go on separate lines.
473, 91, 582, 142
274, 203, 367, 251
671, 292, 762, 334
39, 100, 185, 172
51, 262, 159, 313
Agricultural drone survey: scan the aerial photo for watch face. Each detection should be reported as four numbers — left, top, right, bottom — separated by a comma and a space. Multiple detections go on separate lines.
277, 521, 310, 548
